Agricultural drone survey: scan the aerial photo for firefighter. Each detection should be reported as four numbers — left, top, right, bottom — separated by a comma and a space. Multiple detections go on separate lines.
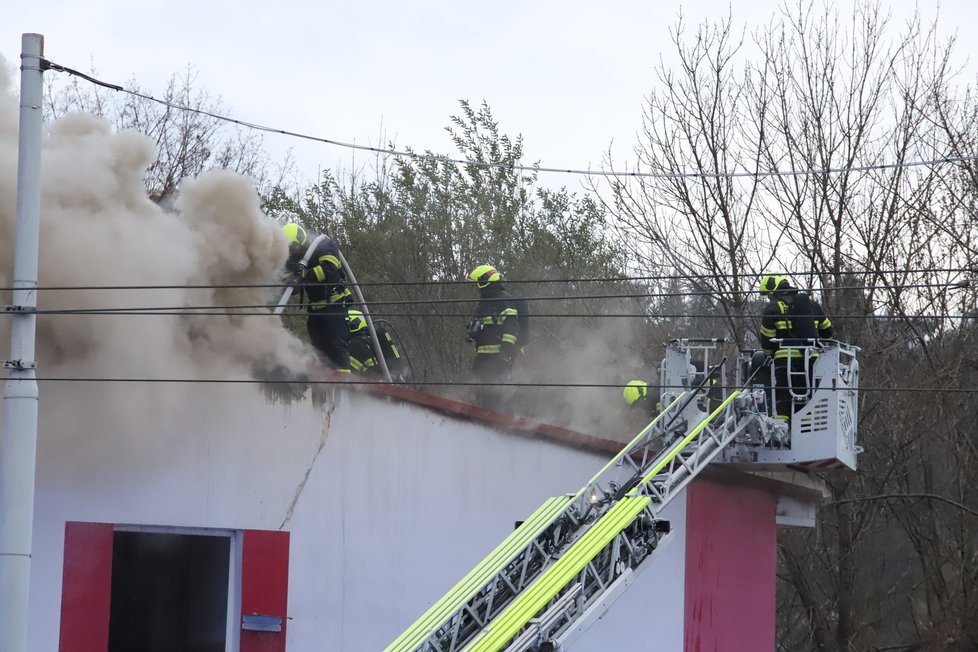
758, 274, 833, 422
346, 309, 411, 382
282, 223, 353, 373
466, 264, 521, 409
623, 380, 660, 419
346, 309, 376, 376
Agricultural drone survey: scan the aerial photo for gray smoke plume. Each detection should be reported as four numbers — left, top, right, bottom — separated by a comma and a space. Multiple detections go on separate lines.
512, 293, 670, 442
0, 55, 322, 467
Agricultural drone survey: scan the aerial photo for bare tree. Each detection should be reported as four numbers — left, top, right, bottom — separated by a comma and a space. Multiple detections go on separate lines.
608, 1, 978, 649
601, 10, 776, 348
44, 64, 285, 201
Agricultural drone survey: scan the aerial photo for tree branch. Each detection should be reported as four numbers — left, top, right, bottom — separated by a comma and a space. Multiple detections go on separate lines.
828, 493, 978, 518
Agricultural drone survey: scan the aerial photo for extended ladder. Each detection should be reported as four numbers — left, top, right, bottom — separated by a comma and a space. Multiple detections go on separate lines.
387, 373, 750, 652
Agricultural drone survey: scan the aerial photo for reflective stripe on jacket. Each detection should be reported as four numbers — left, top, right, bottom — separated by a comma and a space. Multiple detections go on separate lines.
759, 292, 833, 358
301, 237, 352, 305
471, 289, 520, 356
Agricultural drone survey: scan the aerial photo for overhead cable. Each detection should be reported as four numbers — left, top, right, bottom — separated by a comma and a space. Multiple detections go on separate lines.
0, 266, 973, 293
9, 307, 976, 321
1, 281, 967, 307
9, 376, 978, 394
41, 58, 978, 180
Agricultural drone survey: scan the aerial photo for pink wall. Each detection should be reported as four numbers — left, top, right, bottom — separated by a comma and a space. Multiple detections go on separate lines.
684, 479, 777, 651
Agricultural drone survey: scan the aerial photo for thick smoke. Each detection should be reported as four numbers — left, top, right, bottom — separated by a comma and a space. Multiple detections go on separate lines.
0, 55, 322, 466
512, 295, 669, 442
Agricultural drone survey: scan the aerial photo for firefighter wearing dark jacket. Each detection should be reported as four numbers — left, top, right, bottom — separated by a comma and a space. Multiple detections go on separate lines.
283, 223, 353, 372
347, 309, 411, 382
624, 380, 659, 419
467, 265, 520, 408
758, 274, 833, 422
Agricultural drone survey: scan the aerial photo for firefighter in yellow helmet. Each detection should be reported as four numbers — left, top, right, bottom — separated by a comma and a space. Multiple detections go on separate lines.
346, 309, 375, 375
346, 308, 412, 382
466, 264, 521, 409
623, 380, 660, 418
282, 223, 354, 372
758, 274, 833, 422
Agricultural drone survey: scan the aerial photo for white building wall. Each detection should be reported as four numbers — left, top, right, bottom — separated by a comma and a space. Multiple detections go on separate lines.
25, 383, 687, 651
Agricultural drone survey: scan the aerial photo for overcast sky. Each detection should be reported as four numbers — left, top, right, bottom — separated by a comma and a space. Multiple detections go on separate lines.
4, 1, 978, 188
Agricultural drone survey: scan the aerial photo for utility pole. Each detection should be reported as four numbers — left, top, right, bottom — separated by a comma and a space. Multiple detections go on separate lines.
0, 33, 44, 652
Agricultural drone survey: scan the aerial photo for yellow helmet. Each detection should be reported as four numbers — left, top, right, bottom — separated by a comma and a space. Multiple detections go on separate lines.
282, 223, 308, 247
759, 274, 789, 296
623, 380, 649, 406
469, 264, 501, 289
346, 309, 367, 334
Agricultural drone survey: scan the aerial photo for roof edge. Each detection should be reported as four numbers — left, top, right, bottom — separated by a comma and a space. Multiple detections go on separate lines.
361, 382, 622, 457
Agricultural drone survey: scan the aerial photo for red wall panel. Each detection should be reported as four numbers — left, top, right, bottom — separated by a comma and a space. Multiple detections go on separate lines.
241, 529, 291, 652
59, 521, 114, 652
684, 480, 777, 651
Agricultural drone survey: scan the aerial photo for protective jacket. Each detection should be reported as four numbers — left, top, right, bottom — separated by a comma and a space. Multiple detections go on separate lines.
348, 334, 377, 374
286, 235, 353, 372
469, 284, 520, 359
296, 237, 353, 307
759, 289, 833, 359
349, 326, 408, 379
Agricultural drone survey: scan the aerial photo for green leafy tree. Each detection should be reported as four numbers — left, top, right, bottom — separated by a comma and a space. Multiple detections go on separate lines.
263, 101, 651, 433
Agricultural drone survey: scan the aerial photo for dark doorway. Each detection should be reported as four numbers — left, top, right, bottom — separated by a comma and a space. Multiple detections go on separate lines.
108, 531, 230, 652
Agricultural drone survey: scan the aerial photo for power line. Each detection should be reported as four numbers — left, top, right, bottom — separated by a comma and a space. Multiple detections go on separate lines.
8, 376, 978, 394
1, 282, 968, 308
10, 307, 976, 321
2, 266, 971, 293
41, 58, 978, 181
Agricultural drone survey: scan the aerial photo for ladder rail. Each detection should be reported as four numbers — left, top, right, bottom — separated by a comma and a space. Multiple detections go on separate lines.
391, 380, 733, 652
395, 394, 698, 651
463, 393, 742, 652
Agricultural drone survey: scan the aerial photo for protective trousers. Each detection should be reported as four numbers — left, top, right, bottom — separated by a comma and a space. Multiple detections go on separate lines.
473, 353, 513, 411
774, 356, 812, 422
307, 304, 351, 371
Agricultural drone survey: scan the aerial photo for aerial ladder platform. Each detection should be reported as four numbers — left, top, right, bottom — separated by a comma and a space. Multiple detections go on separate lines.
386, 338, 861, 652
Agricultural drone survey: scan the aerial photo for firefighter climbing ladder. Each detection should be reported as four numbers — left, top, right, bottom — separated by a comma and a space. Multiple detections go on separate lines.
386, 351, 750, 651
386, 339, 860, 652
